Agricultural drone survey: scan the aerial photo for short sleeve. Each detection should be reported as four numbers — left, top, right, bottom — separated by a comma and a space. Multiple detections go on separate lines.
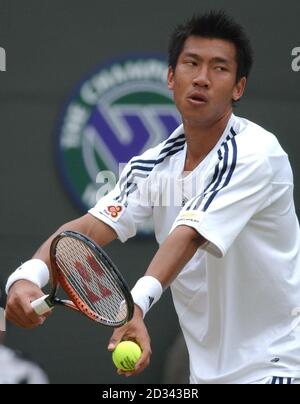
171, 154, 273, 258
89, 159, 153, 242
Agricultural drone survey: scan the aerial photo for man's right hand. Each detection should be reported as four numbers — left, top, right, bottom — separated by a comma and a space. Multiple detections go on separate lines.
5, 280, 51, 328
108, 305, 152, 377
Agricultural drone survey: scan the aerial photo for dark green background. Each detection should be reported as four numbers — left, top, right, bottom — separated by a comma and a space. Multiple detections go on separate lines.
0, 0, 299, 384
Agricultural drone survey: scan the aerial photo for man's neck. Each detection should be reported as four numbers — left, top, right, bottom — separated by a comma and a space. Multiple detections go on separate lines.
183, 111, 232, 172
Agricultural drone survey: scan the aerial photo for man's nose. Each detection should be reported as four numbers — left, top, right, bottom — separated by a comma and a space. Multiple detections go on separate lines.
192, 67, 210, 88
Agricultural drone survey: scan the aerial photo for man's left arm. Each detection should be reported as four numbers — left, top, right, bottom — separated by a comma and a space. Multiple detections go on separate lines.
144, 225, 205, 287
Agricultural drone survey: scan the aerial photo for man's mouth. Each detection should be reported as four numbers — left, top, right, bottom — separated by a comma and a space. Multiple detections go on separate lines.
187, 93, 209, 105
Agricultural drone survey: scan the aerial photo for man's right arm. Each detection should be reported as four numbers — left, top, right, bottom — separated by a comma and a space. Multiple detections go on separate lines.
5, 214, 117, 329
32, 213, 117, 267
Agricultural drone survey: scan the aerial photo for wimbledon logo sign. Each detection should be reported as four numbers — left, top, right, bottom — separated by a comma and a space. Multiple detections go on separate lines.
56, 56, 181, 231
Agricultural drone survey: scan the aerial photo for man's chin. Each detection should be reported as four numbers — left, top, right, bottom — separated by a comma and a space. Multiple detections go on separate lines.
183, 108, 232, 127
183, 114, 214, 127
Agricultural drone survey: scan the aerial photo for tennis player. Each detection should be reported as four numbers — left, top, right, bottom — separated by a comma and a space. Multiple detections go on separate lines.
5, 11, 300, 384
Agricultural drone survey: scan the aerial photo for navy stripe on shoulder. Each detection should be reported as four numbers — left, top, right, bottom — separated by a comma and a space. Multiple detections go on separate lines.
158, 138, 186, 157
202, 142, 230, 211
118, 135, 176, 194
164, 133, 185, 145
185, 149, 223, 211
185, 127, 237, 212
115, 132, 185, 203
203, 134, 237, 212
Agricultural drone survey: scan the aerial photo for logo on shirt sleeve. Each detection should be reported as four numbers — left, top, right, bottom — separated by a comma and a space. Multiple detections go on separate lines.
104, 205, 124, 221
176, 210, 205, 225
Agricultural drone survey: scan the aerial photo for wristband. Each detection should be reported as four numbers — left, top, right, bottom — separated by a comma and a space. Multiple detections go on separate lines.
5, 259, 49, 294
131, 276, 163, 318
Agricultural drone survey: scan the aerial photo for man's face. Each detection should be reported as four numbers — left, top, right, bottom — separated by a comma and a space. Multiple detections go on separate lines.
168, 36, 246, 127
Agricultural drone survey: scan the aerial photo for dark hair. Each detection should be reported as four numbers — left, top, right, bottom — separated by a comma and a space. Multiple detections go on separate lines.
168, 11, 254, 82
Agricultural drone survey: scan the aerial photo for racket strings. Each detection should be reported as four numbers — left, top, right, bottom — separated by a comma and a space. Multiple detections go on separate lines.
55, 238, 128, 324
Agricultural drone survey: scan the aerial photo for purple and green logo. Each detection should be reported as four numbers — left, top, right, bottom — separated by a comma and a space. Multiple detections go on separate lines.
56, 55, 181, 228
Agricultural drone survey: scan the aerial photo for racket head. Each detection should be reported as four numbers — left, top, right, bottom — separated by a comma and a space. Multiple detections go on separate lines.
50, 231, 134, 327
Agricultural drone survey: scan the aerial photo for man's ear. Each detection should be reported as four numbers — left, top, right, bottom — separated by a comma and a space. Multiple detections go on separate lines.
167, 66, 175, 91
233, 77, 247, 102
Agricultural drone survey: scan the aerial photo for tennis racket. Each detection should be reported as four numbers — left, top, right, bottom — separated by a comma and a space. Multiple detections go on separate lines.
30, 231, 134, 327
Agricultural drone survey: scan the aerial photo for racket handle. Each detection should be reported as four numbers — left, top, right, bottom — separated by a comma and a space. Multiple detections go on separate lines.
31, 295, 53, 316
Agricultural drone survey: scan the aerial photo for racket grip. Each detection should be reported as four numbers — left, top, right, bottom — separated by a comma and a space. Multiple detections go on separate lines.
31, 295, 53, 316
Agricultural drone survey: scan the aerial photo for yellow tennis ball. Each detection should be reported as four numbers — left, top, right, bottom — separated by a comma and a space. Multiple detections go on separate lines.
112, 341, 142, 371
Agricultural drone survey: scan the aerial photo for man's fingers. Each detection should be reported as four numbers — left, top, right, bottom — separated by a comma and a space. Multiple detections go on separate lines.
5, 281, 50, 329
6, 294, 47, 328
117, 353, 151, 377
127, 345, 151, 376
42, 311, 52, 318
107, 328, 125, 351
135, 345, 151, 370
16, 297, 45, 324
6, 306, 43, 328
6, 310, 39, 329
134, 331, 152, 367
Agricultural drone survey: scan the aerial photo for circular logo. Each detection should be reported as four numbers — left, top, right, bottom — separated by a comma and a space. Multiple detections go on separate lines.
56, 55, 181, 232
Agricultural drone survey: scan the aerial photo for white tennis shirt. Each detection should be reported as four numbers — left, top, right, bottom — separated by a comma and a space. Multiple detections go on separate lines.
89, 114, 300, 383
